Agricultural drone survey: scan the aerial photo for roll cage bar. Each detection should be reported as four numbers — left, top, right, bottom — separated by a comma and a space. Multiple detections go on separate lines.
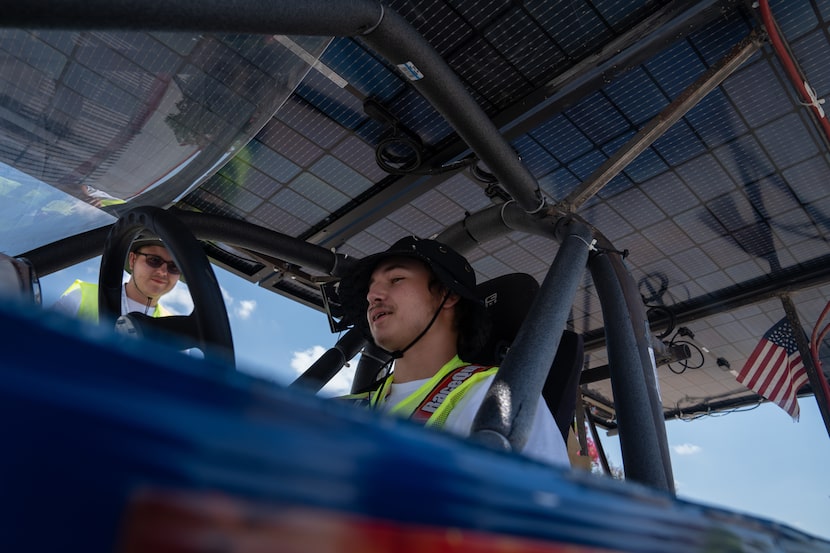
12, 0, 675, 493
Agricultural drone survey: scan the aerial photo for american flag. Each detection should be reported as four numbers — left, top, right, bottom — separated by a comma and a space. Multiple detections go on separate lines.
737, 317, 809, 420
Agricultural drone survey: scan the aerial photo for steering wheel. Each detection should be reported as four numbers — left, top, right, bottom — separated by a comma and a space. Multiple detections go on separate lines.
98, 206, 235, 369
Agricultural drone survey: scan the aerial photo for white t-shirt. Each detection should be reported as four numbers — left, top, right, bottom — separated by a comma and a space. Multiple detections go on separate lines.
383, 373, 570, 468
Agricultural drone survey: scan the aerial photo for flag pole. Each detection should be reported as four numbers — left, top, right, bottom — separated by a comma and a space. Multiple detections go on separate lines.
780, 294, 830, 438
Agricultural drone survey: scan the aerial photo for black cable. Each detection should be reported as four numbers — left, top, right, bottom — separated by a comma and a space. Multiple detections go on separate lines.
666, 338, 704, 374
375, 135, 484, 178
375, 132, 423, 174
676, 400, 762, 421
470, 160, 498, 183
646, 304, 676, 340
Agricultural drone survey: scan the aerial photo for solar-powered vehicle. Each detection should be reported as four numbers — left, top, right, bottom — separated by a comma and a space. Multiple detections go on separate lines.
1, 0, 829, 551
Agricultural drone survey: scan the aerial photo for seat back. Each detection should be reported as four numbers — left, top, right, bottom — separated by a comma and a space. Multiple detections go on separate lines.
471, 273, 583, 442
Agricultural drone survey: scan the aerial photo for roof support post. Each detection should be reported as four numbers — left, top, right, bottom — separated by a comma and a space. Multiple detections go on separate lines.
590, 247, 675, 493
470, 217, 592, 453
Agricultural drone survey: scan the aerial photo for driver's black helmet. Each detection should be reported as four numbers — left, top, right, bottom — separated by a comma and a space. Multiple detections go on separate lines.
338, 236, 480, 327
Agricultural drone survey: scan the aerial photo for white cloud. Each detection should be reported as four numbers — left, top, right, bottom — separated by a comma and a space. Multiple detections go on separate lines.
673, 443, 702, 455
234, 299, 256, 320
291, 345, 327, 376
221, 286, 233, 305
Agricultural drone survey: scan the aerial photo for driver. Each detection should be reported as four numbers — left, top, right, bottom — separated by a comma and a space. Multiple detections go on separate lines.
337, 236, 569, 467
52, 236, 180, 322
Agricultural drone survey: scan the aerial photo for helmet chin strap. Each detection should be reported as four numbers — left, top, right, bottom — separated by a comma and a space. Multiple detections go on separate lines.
388, 291, 451, 360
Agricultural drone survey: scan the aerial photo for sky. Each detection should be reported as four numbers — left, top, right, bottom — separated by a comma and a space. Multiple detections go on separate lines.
39, 258, 830, 542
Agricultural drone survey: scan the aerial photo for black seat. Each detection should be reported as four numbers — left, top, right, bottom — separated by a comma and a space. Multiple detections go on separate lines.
471, 273, 584, 442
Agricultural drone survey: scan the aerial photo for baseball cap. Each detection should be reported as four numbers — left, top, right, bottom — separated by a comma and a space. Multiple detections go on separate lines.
130, 235, 166, 253
124, 234, 179, 279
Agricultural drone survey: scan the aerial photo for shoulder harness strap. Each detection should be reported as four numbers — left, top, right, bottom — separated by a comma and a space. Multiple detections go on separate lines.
409, 364, 492, 423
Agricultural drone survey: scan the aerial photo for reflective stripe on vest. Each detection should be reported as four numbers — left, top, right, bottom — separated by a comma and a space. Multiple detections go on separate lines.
340, 356, 498, 429
61, 280, 168, 322
409, 363, 492, 423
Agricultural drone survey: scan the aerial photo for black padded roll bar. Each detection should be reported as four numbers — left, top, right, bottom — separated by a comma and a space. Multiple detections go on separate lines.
291, 327, 366, 392
590, 251, 673, 493
173, 211, 346, 276
469, 218, 593, 452
444, 207, 675, 492
8, 1, 675, 491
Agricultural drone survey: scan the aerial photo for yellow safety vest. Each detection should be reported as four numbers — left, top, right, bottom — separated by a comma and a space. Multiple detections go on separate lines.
61, 279, 170, 323
341, 355, 498, 429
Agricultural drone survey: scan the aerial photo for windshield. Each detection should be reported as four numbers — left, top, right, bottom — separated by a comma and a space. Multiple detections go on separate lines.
0, 30, 330, 254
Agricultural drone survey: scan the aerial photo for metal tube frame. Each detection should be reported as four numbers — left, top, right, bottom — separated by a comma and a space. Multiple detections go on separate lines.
590, 251, 674, 493
469, 218, 593, 452
6, 0, 677, 491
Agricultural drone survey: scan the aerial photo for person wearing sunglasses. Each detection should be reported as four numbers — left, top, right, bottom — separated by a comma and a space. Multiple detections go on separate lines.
52, 236, 181, 322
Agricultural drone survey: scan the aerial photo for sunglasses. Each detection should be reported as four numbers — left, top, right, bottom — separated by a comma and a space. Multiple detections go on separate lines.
135, 252, 181, 275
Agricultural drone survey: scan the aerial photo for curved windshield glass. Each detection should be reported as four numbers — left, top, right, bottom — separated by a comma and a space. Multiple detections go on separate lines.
0, 30, 330, 254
